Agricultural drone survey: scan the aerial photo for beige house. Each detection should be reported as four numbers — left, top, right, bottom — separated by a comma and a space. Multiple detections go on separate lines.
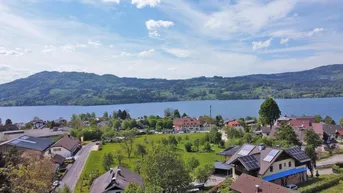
48, 135, 80, 158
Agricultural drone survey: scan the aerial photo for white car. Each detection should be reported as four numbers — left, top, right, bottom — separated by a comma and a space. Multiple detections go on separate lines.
52, 180, 60, 187
286, 184, 298, 190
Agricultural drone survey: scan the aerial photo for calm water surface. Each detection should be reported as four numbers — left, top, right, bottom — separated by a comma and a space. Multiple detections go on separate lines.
0, 98, 342, 123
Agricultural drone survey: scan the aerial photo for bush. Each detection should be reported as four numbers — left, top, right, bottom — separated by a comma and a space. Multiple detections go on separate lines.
332, 163, 343, 174
184, 141, 193, 152
203, 142, 212, 152
299, 175, 343, 193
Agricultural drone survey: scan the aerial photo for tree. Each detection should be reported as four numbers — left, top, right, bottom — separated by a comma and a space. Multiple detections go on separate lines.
130, 119, 137, 128
112, 111, 118, 119
140, 146, 191, 193
57, 184, 72, 193
9, 153, 55, 193
136, 144, 147, 158
173, 109, 181, 119
304, 129, 322, 148
112, 119, 121, 129
184, 141, 193, 152
148, 118, 157, 128
182, 113, 188, 118
225, 127, 243, 139
155, 120, 164, 131
243, 133, 253, 143
209, 126, 221, 144
113, 149, 124, 165
5, 119, 12, 125
122, 120, 131, 130
324, 116, 335, 125
119, 129, 137, 158
186, 157, 200, 171
259, 97, 281, 129
194, 139, 200, 152
102, 152, 114, 170
215, 115, 224, 126
192, 164, 214, 183
103, 111, 109, 119
203, 142, 212, 152
275, 124, 300, 146
164, 108, 173, 118
125, 183, 144, 193
91, 112, 96, 118
163, 119, 173, 129
68, 114, 82, 129
314, 114, 322, 123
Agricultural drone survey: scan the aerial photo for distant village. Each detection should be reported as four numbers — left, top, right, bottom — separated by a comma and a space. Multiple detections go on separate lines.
1, 98, 343, 193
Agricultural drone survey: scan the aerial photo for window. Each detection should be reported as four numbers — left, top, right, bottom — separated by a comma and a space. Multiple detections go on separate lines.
270, 166, 273, 172
279, 164, 282, 170
54, 148, 61, 151
284, 163, 286, 167
289, 161, 292, 167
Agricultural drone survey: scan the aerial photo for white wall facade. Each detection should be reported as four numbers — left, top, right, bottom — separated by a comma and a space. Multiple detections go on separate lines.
49, 146, 72, 158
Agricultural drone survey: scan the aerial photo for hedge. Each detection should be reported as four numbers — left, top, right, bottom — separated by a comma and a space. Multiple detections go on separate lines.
332, 162, 343, 174
299, 175, 343, 193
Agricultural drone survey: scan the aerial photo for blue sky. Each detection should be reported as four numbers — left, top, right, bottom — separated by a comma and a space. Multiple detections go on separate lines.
0, 0, 343, 83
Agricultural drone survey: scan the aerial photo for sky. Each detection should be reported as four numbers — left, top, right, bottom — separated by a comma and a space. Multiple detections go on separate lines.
0, 0, 343, 83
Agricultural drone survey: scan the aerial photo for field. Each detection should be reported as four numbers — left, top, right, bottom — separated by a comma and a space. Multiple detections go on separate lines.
75, 133, 224, 193
320, 181, 343, 193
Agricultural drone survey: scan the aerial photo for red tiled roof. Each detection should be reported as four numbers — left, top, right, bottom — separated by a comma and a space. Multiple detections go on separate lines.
312, 123, 324, 136
173, 118, 200, 127
289, 120, 310, 128
231, 173, 296, 193
337, 130, 343, 136
227, 120, 241, 127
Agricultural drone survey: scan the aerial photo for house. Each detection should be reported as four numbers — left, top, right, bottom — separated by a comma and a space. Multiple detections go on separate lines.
230, 173, 296, 193
0, 135, 54, 155
217, 145, 241, 161
173, 117, 201, 132
312, 123, 343, 145
49, 135, 80, 158
31, 119, 47, 128
226, 144, 311, 186
90, 166, 144, 193
51, 154, 66, 171
214, 162, 232, 176
336, 130, 343, 142
226, 120, 241, 128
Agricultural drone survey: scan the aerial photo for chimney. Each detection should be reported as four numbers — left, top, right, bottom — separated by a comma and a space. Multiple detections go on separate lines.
255, 185, 260, 193
259, 143, 265, 151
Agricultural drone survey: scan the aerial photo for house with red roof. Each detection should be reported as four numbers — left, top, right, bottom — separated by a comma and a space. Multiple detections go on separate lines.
173, 117, 201, 132
226, 120, 241, 128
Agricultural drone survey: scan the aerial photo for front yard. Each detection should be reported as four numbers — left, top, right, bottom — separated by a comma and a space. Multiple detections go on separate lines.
75, 133, 224, 193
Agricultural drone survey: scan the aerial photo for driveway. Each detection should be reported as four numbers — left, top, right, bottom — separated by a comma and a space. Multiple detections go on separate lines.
60, 142, 94, 192
316, 154, 343, 167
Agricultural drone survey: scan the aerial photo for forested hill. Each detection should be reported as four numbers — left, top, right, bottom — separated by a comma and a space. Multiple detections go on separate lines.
0, 64, 343, 106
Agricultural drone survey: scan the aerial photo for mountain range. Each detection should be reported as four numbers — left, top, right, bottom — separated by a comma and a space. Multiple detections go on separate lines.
0, 64, 343, 106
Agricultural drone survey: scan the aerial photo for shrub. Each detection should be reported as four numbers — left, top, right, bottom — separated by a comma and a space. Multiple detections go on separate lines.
299, 175, 343, 193
203, 142, 212, 152
332, 163, 343, 174
184, 141, 193, 152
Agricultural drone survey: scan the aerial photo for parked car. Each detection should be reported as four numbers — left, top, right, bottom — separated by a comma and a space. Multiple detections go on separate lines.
52, 180, 60, 188
286, 184, 298, 190
64, 156, 75, 163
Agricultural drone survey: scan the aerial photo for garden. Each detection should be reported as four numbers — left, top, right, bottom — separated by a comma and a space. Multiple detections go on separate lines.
75, 132, 224, 193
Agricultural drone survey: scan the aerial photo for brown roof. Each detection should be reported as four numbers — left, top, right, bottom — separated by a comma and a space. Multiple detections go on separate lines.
231, 173, 296, 193
226, 144, 261, 164
52, 154, 65, 165
52, 135, 80, 152
312, 123, 324, 137
289, 120, 311, 128
173, 118, 200, 127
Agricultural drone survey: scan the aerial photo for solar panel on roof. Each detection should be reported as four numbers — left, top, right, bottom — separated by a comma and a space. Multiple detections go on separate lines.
238, 144, 255, 156
263, 149, 280, 162
239, 155, 259, 171
286, 147, 310, 162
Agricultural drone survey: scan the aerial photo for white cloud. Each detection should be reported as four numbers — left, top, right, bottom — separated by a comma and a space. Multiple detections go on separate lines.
163, 48, 192, 58
0, 47, 31, 56
60, 44, 75, 53
76, 44, 87, 48
102, 0, 120, 3
307, 28, 324, 36
138, 49, 155, 57
120, 52, 132, 57
280, 38, 289, 44
146, 19, 174, 37
252, 38, 273, 51
88, 40, 101, 47
131, 0, 161, 8
0, 64, 10, 71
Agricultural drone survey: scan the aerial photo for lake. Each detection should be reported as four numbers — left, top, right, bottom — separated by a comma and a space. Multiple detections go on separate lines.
0, 98, 342, 123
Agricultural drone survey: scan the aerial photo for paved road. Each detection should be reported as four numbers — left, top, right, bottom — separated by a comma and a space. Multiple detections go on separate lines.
60, 142, 94, 192
317, 154, 343, 167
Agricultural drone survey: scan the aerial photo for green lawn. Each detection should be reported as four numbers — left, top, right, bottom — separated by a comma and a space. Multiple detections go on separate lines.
75, 133, 224, 193
320, 181, 343, 193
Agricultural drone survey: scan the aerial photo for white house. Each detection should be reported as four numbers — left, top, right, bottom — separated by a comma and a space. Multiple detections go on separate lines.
48, 135, 80, 158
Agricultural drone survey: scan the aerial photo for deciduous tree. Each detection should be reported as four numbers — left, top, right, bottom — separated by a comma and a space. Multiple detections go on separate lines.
324, 116, 335, 125
135, 144, 147, 158
140, 146, 191, 192
119, 129, 137, 158
102, 152, 114, 170
192, 164, 214, 183
304, 129, 322, 148
314, 114, 322, 123
259, 97, 281, 129
275, 124, 300, 146
186, 157, 200, 171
